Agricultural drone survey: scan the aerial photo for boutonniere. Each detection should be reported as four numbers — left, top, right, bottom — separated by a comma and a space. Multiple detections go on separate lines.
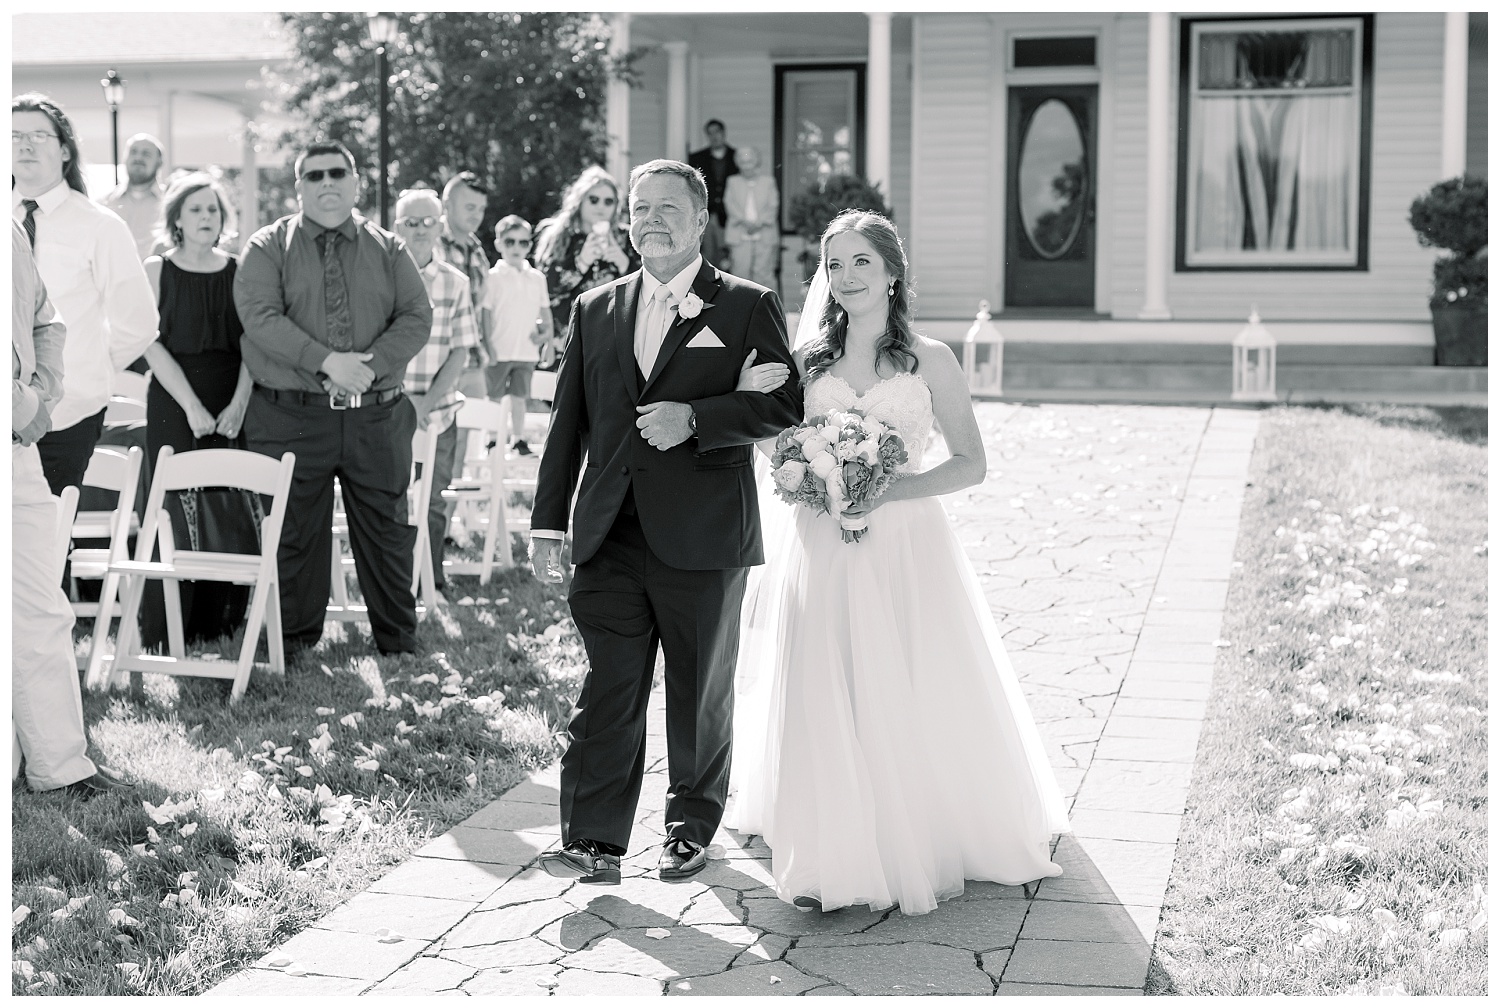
675, 290, 707, 320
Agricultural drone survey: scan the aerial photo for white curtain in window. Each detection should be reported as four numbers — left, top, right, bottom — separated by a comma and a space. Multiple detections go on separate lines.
1193, 93, 1352, 256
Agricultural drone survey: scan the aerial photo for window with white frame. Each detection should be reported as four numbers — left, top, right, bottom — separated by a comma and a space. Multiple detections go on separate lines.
1180, 17, 1369, 269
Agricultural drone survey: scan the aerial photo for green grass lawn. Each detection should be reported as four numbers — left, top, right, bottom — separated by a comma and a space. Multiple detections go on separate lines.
11, 553, 585, 996
1148, 405, 1487, 996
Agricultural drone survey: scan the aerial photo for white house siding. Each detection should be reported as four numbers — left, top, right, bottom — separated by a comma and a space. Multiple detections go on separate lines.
629, 47, 668, 167
889, 46, 914, 232
1145, 13, 1443, 321
1105, 13, 1151, 320
910, 14, 998, 319
696, 53, 776, 172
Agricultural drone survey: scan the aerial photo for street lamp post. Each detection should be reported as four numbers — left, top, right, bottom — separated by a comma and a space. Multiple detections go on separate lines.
367, 13, 399, 229
100, 69, 125, 187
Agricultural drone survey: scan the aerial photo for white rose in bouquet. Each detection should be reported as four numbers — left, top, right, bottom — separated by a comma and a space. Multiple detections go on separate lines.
855, 438, 881, 464
806, 451, 838, 480
801, 435, 832, 459
772, 459, 806, 492
791, 426, 818, 444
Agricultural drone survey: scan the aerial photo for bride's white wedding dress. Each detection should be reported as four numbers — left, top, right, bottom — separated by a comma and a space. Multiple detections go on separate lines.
726, 370, 1069, 915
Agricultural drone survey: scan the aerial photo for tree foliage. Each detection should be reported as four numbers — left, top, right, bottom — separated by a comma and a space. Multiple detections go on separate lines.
265, 12, 626, 251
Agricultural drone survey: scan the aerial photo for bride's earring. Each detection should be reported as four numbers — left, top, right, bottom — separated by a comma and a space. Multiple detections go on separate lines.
887, 281, 896, 296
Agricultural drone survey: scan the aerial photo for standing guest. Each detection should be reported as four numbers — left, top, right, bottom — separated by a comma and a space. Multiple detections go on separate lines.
99, 133, 168, 261
137, 172, 253, 651
233, 141, 432, 658
533, 166, 639, 374
394, 188, 480, 593
11, 92, 158, 495
12, 219, 136, 797
437, 170, 494, 390
688, 119, 738, 267
481, 214, 552, 456
723, 146, 780, 291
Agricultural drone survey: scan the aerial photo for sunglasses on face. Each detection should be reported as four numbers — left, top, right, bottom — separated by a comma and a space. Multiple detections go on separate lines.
501, 237, 533, 248
397, 216, 440, 228
301, 167, 350, 182
586, 194, 616, 207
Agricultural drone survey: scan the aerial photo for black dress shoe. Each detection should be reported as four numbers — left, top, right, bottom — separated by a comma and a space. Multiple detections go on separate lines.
58, 765, 137, 798
539, 839, 621, 885
658, 837, 708, 881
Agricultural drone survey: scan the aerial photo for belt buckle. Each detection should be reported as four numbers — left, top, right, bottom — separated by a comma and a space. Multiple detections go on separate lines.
330, 392, 362, 410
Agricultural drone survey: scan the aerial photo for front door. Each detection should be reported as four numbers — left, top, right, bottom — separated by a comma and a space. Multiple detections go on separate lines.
1005, 85, 1098, 309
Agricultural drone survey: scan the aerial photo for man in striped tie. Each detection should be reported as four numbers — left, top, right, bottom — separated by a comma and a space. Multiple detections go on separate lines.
234, 141, 433, 660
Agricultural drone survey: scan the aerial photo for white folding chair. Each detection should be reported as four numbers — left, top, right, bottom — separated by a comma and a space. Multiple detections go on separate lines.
100, 446, 296, 701
441, 397, 538, 583
55, 485, 80, 572
112, 370, 150, 402
63, 447, 150, 684
327, 421, 441, 623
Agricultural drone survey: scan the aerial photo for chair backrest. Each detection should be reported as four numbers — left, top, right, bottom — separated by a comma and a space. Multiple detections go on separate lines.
82, 445, 142, 496
112, 370, 150, 401
454, 396, 509, 438
133, 447, 297, 567
103, 397, 147, 427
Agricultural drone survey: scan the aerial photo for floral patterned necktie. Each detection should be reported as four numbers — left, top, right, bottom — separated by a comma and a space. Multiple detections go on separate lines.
317, 229, 354, 352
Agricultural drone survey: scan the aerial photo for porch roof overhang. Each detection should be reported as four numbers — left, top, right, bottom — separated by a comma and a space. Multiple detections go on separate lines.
628, 12, 873, 58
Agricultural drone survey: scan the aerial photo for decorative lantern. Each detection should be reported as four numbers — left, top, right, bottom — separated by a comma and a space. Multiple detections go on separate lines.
1232, 307, 1277, 402
963, 300, 1005, 397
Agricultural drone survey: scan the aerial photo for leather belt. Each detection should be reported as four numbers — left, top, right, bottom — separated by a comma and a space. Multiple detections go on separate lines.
256, 386, 404, 410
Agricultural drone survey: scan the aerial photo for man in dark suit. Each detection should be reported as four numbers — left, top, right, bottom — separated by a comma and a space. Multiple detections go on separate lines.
531, 159, 801, 884
687, 119, 737, 268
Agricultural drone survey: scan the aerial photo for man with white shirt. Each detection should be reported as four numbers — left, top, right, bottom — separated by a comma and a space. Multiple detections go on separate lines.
12, 93, 158, 495
13, 219, 137, 797
98, 133, 168, 261
531, 159, 801, 886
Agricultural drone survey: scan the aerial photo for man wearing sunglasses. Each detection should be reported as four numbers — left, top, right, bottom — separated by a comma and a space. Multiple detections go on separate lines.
234, 141, 433, 659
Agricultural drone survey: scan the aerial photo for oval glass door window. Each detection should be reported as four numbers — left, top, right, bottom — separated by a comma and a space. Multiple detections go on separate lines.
1018, 99, 1086, 260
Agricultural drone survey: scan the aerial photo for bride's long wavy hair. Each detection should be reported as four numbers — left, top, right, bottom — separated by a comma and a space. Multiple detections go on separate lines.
800, 210, 918, 386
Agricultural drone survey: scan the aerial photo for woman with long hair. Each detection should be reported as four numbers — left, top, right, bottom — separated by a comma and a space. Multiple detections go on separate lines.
138, 172, 253, 650
531, 166, 640, 371
727, 209, 1069, 916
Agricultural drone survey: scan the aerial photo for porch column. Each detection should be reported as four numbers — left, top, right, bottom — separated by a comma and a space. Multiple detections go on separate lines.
866, 12, 892, 196
239, 120, 258, 251
665, 41, 690, 160
1441, 11, 1469, 178
606, 13, 632, 185
1139, 11, 1172, 320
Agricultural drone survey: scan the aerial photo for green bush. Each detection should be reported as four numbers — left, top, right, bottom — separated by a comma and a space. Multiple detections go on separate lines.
787, 174, 892, 244
1408, 175, 1487, 310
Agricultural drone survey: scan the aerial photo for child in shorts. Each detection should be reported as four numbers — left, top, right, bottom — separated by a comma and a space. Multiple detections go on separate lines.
480, 215, 553, 455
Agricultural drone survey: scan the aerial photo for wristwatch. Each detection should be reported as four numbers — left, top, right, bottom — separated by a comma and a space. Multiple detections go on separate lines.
688, 409, 697, 433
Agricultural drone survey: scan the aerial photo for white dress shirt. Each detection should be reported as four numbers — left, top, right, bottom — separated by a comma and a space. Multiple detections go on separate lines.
13, 182, 159, 430
534, 255, 704, 542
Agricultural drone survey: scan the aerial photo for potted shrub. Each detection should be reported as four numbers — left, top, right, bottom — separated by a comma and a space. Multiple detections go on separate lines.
788, 173, 892, 280
1408, 175, 1487, 366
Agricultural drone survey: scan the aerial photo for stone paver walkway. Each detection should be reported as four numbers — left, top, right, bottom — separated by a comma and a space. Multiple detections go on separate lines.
209, 403, 1259, 996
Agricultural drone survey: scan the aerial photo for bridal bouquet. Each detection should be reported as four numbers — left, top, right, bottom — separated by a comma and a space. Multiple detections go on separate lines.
769, 410, 908, 543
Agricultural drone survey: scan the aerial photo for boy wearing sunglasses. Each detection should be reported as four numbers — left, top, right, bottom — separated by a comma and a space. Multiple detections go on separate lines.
481, 215, 552, 456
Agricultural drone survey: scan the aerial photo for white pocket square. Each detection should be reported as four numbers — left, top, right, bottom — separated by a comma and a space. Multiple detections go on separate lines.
685, 329, 726, 348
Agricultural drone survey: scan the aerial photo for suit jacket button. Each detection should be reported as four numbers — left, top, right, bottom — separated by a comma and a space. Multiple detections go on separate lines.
620, 466, 630, 476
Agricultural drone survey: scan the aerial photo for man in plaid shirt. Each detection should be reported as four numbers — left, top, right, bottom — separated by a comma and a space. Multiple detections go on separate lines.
395, 189, 479, 592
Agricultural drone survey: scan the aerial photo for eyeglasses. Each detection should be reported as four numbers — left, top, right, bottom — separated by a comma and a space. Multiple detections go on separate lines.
396, 216, 440, 228
586, 194, 616, 207
500, 237, 533, 248
12, 130, 59, 145
301, 167, 350, 182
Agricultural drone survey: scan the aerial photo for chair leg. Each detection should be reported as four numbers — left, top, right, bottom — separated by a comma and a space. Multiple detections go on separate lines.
111, 572, 149, 693
163, 578, 186, 659
411, 524, 434, 620
329, 529, 350, 608
265, 576, 285, 674
489, 487, 512, 576
233, 579, 272, 701
84, 571, 120, 690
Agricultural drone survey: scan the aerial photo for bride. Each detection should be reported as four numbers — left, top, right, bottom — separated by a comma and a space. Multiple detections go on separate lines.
726, 210, 1069, 916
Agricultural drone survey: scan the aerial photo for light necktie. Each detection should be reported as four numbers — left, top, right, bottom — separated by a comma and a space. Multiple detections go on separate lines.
744, 183, 757, 224
317, 229, 354, 352
636, 284, 674, 378
21, 199, 39, 249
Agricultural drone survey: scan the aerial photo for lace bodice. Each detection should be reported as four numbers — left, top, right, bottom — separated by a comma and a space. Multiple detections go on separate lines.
803, 371, 934, 472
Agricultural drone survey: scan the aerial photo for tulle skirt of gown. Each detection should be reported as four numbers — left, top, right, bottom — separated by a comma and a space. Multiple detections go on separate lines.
726, 485, 1070, 916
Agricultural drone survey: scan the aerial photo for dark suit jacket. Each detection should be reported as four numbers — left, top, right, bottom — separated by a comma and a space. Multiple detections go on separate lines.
688, 146, 738, 225
533, 259, 802, 570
